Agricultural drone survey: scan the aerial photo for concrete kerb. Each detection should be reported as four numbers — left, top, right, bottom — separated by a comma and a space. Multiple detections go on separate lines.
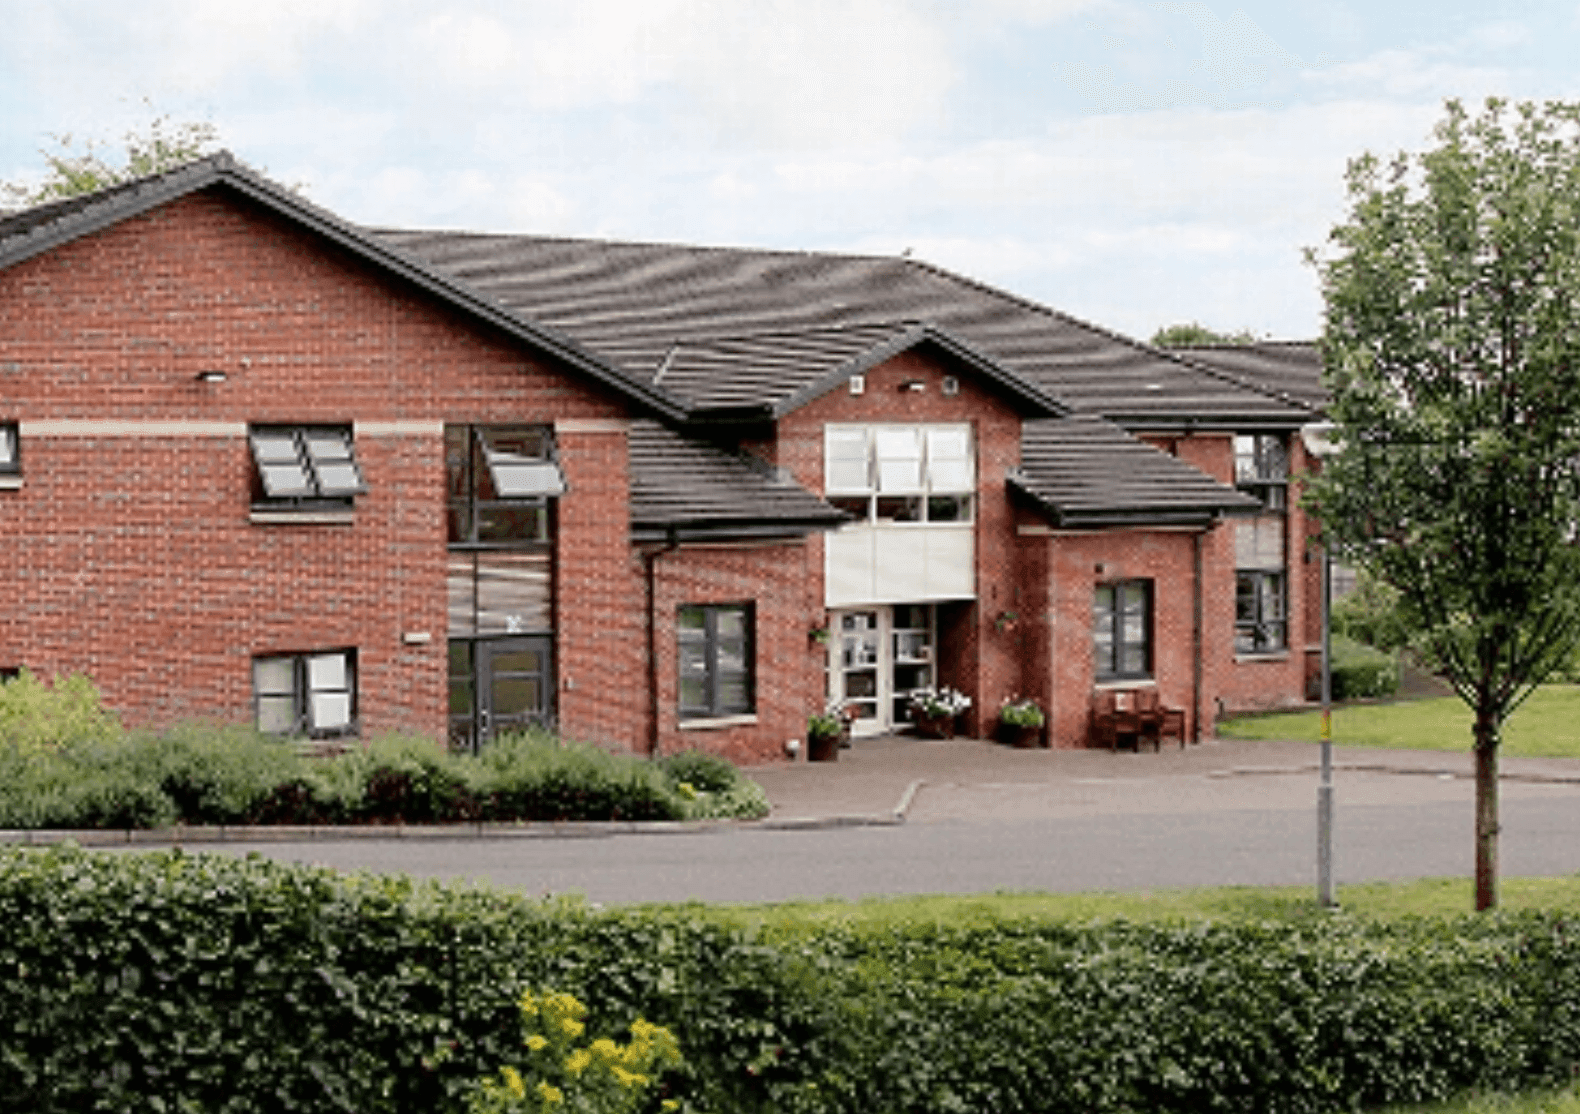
1212, 763, 1580, 785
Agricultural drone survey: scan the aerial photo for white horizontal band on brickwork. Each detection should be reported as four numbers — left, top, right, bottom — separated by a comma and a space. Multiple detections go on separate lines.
353, 420, 444, 436
21, 419, 247, 437
554, 418, 631, 434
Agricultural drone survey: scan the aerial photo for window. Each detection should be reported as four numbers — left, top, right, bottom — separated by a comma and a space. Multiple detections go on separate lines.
1236, 571, 1287, 654
249, 425, 365, 505
1233, 432, 1289, 653
678, 604, 753, 719
0, 423, 18, 486
1094, 581, 1151, 681
1234, 433, 1288, 509
253, 649, 356, 736
446, 425, 563, 546
824, 424, 975, 523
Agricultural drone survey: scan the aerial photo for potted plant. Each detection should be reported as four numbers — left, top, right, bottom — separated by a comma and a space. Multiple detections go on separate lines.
997, 696, 1046, 748
908, 686, 971, 739
807, 708, 844, 762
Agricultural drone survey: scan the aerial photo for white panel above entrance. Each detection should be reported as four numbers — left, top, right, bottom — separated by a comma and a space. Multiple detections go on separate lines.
824, 524, 976, 606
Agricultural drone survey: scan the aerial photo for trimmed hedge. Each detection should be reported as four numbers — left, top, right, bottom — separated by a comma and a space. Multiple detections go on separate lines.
1, 845, 1578, 1114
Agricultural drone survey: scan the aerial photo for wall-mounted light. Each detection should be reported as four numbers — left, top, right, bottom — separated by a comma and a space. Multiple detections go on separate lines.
194, 370, 228, 384
900, 379, 926, 392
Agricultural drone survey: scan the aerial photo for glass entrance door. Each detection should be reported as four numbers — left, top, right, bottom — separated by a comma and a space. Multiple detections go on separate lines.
448, 636, 553, 751
828, 606, 934, 735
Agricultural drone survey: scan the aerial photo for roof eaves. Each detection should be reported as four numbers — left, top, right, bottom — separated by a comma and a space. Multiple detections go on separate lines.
1005, 473, 1226, 529
766, 322, 1068, 420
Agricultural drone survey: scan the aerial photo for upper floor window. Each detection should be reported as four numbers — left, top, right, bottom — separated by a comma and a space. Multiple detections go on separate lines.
825, 424, 974, 524
249, 425, 365, 508
1233, 432, 1289, 653
446, 425, 564, 546
1094, 580, 1152, 681
0, 423, 18, 485
1234, 433, 1288, 509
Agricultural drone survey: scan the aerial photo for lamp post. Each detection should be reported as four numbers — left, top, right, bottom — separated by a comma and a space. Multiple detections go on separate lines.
1301, 422, 1339, 909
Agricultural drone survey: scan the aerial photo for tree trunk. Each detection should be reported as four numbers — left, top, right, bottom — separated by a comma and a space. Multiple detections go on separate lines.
1474, 715, 1500, 911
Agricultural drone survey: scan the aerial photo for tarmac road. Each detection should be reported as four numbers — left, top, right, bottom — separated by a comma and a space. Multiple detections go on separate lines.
107, 736, 1580, 905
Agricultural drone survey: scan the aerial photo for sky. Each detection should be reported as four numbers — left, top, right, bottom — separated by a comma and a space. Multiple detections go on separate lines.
3, 1, 1578, 342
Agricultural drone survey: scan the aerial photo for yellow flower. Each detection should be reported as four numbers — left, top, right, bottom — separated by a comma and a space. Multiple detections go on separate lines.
559, 1017, 585, 1039
518, 991, 539, 1017
661, 1102, 681, 1113
500, 1066, 526, 1100
610, 1065, 648, 1088
524, 1034, 548, 1052
565, 1049, 592, 1076
536, 1081, 564, 1105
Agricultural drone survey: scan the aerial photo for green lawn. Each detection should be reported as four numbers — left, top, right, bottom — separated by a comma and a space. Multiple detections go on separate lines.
676, 874, 1580, 931
1218, 684, 1580, 757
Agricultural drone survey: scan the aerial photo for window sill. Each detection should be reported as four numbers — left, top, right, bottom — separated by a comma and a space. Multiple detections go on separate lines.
1235, 651, 1290, 663
679, 713, 758, 731
1093, 678, 1155, 690
250, 508, 356, 525
0, 475, 20, 490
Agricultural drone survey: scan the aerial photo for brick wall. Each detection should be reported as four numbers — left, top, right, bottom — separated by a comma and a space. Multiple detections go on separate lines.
0, 188, 636, 740
648, 539, 822, 765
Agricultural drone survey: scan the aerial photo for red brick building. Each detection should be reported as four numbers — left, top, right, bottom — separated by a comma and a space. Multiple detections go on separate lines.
0, 154, 1323, 760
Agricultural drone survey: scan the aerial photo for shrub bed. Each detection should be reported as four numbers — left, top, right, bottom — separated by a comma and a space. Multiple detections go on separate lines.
1, 845, 1578, 1114
0, 720, 767, 828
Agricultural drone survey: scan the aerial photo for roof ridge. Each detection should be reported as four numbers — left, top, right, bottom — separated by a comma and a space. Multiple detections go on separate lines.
898, 255, 1317, 416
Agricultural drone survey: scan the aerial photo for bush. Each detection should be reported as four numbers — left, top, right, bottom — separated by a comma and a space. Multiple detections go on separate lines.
1331, 634, 1401, 700
1, 846, 1578, 1114
1332, 568, 1412, 653
0, 669, 121, 754
477, 732, 682, 823
658, 749, 740, 795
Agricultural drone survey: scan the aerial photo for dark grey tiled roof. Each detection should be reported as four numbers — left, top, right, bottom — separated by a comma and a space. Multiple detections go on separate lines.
654, 320, 1064, 418
1011, 416, 1260, 528
627, 420, 846, 540
370, 228, 1316, 429
1174, 341, 1328, 411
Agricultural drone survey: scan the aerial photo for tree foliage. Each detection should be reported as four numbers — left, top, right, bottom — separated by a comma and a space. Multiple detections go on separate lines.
1150, 321, 1260, 347
1305, 98, 1580, 909
1, 113, 218, 208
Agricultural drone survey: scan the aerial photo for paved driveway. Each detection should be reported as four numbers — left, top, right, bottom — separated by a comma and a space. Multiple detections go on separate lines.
747, 733, 1580, 824
80, 734, 1580, 904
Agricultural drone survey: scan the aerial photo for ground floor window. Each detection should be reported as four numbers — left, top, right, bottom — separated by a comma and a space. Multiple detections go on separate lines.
1094, 581, 1151, 681
678, 603, 753, 719
253, 649, 356, 737
1236, 570, 1287, 653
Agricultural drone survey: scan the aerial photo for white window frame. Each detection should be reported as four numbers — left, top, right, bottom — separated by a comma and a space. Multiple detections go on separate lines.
824, 423, 976, 524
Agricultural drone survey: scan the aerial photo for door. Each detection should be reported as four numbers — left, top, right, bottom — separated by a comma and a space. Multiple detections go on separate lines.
827, 606, 934, 735
449, 636, 553, 751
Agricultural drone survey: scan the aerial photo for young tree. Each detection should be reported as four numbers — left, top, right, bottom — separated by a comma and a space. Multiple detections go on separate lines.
1, 114, 218, 208
1306, 98, 1580, 910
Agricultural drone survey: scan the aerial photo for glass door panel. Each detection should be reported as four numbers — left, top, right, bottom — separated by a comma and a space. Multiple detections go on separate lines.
839, 611, 880, 724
